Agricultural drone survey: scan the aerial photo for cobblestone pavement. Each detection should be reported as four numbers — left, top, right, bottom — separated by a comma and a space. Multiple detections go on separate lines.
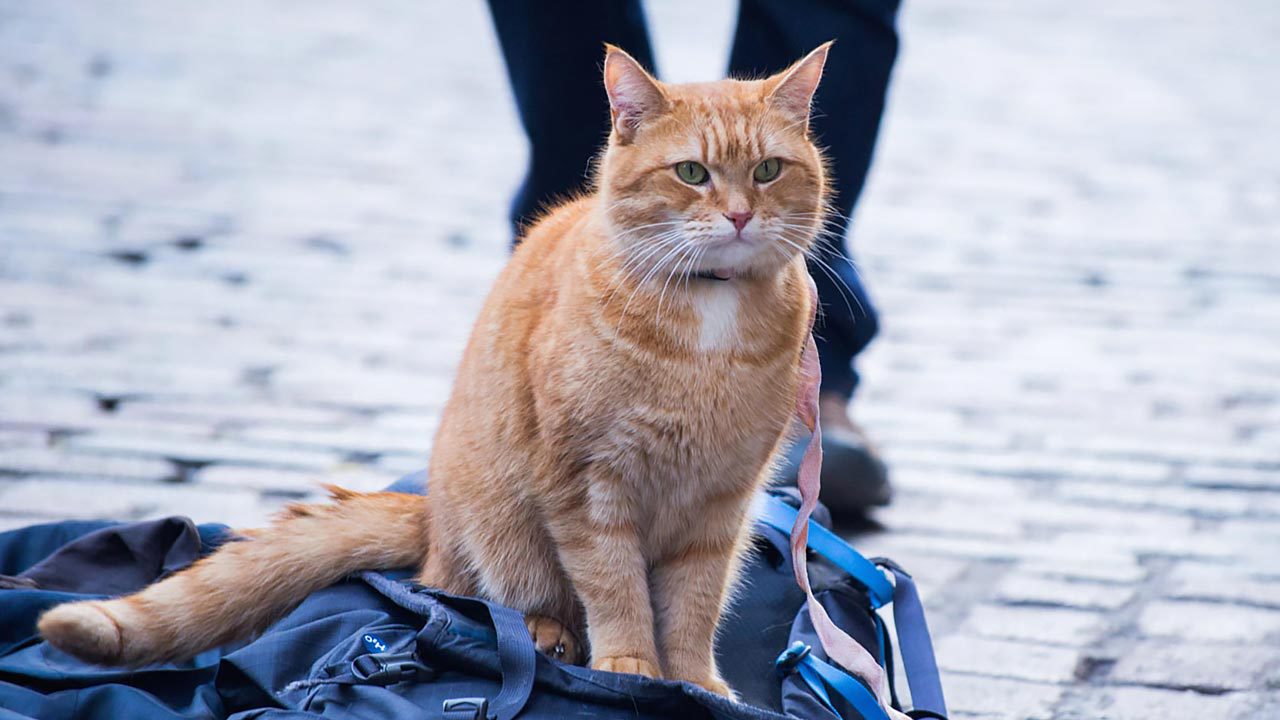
2, 1, 1278, 717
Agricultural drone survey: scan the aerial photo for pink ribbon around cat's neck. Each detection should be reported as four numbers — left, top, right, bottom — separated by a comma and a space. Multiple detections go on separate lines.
793, 277, 908, 720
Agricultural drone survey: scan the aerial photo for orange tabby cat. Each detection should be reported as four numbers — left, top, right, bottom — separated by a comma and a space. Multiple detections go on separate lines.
39, 43, 833, 697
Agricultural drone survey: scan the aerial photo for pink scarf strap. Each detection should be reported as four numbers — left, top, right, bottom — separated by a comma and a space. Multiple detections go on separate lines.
789, 276, 910, 720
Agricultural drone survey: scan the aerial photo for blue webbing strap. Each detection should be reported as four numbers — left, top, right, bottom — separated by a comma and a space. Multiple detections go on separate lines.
884, 567, 948, 719
799, 652, 890, 720
759, 496, 894, 608
797, 661, 837, 715
484, 600, 538, 720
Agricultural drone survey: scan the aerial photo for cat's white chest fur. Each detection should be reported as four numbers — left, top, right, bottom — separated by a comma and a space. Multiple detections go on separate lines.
694, 283, 739, 351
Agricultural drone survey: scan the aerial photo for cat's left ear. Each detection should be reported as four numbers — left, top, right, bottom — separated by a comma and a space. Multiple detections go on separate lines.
765, 41, 833, 126
603, 45, 667, 144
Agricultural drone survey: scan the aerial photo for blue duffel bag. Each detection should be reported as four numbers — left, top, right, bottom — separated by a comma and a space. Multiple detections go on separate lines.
0, 475, 946, 720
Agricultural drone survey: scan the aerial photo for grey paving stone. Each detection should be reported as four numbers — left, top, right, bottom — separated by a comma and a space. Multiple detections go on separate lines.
0, 446, 178, 482
936, 635, 1083, 684
1182, 464, 1280, 492
228, 424, 431, 458
1165, 563, 1280, 610
962, 604, 1107, 647
0, 477, 266, 524
117, 399, 354, 429
1044, 529, 1266, 567
270, 366, 455, 410
1019, 558, 1150, 586
1216, 518, 1280, 548
1138, 601, 1280, 643
1014, 498, 1196, 537
0, 429, 49, 448
995, 574, 1138, 612
66, 432, 344, 471
941, 675, 1063, 720
1057, 481, 1270, 519
873, 498, 1026, 538
1062, 686, 1265, 720
1107, 640, 1280, 693
196, 464, 394, 495
884, 467, 1031, 502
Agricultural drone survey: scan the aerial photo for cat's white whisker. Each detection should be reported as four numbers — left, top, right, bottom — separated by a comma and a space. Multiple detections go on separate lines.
774, 231, 863, 319
622, 239, 693, 319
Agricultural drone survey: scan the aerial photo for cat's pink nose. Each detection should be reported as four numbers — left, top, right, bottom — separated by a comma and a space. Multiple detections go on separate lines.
724, 211, 754, 233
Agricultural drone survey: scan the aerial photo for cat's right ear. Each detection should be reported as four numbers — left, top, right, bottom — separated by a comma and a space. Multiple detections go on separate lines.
603, 45, 667, 144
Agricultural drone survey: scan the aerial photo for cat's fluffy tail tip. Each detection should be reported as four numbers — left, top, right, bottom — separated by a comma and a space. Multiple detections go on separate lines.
38, 601, 125, 664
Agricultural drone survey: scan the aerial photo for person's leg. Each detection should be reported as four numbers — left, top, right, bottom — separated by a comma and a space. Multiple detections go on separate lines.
730, 0, 899, 399
486, 0, 657, 240
729, 0, 902, 514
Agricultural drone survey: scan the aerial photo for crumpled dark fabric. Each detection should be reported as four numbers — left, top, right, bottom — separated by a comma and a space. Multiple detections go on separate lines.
0, 517, 232, 595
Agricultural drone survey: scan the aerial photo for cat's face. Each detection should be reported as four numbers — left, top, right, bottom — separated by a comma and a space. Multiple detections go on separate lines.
599, 44, 831, 282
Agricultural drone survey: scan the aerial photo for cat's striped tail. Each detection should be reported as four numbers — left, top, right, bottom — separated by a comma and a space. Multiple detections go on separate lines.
38, 486, 430, 667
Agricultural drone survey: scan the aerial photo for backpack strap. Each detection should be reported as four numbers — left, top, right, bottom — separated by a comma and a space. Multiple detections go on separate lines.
760, 499, 950, 719
759, 496, 894, 608
878, 562, 948, 720
483, 599, 538, 720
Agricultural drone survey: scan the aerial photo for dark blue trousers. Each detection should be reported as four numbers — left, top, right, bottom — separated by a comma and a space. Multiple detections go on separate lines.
486, 0, 900, 398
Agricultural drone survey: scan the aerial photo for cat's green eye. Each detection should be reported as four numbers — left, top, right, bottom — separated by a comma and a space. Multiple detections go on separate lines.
754, 158, 781, 183
676, 161, 709, 185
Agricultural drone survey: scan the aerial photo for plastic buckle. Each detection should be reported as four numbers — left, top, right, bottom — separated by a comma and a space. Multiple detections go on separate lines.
774, 640, 813, 677
350, 651, 435, 685
442, 697, 489, 720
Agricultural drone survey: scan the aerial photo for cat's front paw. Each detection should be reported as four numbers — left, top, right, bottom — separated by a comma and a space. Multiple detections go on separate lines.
38, 601, 125, 664
692, 675, 736, 699
592, 655, 662, 679
525, 614, 581, 664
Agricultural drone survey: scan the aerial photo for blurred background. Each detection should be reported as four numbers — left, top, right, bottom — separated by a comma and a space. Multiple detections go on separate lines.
1, 1, 1277, 717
